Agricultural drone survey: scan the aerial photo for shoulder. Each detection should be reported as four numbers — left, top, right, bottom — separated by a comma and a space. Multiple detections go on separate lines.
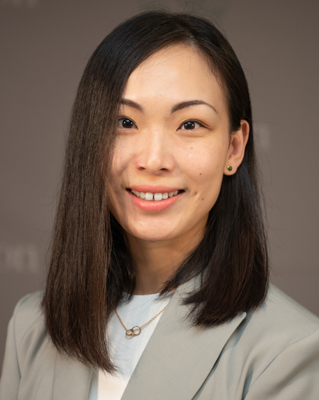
234, 286, 319, 398
198, 285, 319, 398
11, 291, 44, 342
9, 290, 48, 373
0, 291, 49, 399
239, 284, 319, 355
247, 284, 319, 337
232, 285, 319, 395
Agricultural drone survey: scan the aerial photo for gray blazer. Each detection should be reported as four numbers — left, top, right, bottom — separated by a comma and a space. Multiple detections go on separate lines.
1, 281, 319, 400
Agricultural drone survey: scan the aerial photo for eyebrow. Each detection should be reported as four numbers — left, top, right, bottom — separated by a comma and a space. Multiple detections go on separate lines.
120, 98, 143, 112
171, 100, 218, 114
120, 98, 218, 115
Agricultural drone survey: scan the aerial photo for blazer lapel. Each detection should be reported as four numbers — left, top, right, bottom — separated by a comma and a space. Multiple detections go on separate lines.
52, 353, 93, 400
122, 279, 246, 400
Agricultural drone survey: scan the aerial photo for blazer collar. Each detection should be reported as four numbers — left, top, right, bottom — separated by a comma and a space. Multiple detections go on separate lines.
121, 278, 247, 400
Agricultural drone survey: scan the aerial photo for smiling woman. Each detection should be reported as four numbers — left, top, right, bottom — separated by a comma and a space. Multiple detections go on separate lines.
108, 44, 249, 293
1, 10, 319, 400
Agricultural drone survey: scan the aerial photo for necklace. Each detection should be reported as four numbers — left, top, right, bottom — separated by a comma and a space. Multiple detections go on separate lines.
115, 304, 168, 337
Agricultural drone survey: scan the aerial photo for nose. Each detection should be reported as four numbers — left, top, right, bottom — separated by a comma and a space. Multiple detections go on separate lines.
135, 128, 174, 175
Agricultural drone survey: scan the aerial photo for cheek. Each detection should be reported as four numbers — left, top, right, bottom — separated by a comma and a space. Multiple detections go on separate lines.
195, 169, 224, 207
181, 142, 226, 193
109, 139, 134, 189
107, 146, 128, 215
111, 140, 129, 175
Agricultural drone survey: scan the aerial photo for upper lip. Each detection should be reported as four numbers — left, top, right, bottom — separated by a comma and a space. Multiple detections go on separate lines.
128, 185, 183, 193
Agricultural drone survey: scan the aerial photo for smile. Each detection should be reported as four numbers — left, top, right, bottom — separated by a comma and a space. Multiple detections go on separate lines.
127, 187, 183, 212
130, 189, 181, 201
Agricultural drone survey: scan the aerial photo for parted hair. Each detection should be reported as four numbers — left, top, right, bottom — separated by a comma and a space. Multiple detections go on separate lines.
42, 11, 268, 372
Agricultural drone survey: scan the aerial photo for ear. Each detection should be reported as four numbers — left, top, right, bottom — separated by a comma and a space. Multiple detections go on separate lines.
224, 120, 249, 175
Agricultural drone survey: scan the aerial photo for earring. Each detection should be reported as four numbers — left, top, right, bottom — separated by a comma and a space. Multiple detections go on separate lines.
227, 165, 233, 171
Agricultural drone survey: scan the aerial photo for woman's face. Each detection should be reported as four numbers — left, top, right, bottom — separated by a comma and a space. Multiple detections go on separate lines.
108, 44, 248, 247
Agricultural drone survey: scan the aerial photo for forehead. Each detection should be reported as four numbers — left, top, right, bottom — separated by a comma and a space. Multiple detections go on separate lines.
122, 44, 227, 114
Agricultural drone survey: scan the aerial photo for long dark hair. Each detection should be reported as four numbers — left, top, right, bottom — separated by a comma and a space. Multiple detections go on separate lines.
42, 11, 268, 372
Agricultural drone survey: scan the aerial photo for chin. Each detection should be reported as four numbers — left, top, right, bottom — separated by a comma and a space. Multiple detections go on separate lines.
125, 225, 177, 243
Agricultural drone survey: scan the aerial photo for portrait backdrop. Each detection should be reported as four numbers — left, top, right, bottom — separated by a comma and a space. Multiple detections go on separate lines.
1, 0, 318, 370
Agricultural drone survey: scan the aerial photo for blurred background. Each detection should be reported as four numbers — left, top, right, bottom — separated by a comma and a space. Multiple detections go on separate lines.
1, 0, 318, 369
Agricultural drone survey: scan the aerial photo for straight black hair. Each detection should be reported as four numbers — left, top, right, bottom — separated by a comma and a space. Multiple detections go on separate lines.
42, 11, 268, 372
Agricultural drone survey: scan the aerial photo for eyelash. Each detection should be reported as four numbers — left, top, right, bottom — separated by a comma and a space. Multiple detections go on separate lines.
118, 118, 205, 130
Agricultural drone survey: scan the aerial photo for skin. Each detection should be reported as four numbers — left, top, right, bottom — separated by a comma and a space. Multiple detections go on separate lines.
108, 44, 249, 294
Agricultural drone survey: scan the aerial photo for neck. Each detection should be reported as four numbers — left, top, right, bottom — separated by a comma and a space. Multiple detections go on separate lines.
127, 231, 203, 295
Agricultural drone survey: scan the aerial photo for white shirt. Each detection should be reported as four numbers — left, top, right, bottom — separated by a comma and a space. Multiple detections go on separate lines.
89, 293, 171, 400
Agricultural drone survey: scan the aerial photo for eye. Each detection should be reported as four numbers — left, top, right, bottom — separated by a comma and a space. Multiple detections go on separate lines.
179, 120, 202, 130
118, 118, 137, 129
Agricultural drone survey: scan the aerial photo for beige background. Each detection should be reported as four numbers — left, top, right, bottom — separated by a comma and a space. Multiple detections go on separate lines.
1, 0, 318, 369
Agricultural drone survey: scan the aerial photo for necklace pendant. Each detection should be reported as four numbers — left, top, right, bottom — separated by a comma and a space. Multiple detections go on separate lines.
126, 326, 142, 337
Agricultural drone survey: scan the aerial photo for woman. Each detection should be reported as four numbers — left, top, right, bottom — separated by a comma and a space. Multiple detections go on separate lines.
1, 11, 319, 400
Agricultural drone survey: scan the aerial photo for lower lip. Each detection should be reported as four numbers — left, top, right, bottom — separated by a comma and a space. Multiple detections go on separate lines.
128, 190, 182, 212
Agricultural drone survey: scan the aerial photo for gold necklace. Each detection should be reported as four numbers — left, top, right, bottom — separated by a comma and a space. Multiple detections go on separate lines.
115, 304, 167, 337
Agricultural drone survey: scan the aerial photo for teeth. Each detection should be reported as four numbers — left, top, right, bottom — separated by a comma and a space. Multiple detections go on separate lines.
145, 192, 153, 201
131, 190, 180, 201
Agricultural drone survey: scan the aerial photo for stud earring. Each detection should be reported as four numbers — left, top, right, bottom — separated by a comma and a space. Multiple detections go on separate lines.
227, 165, 233, 171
